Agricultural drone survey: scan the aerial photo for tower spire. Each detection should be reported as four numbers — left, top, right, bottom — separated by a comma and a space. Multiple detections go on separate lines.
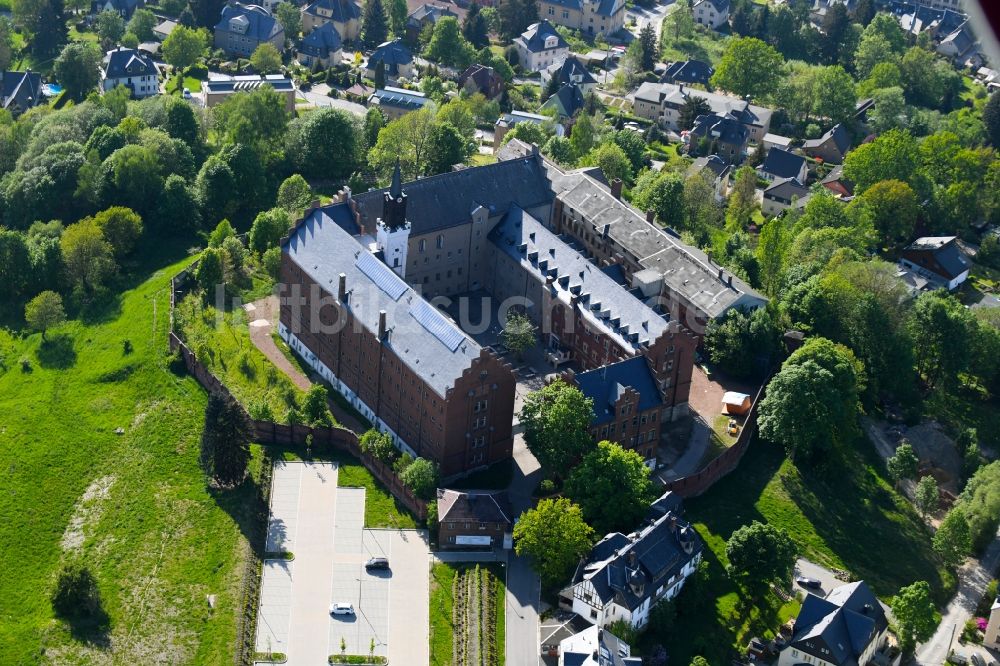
390, 160, 402, 199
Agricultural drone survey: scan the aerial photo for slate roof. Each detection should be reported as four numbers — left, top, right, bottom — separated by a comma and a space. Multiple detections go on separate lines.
102, 47, 157, 79
370, 86, 428, 110
660, 59, 714, 86
216, 3, 283, 42
436, 489, 513, 524
542, 0, 623, 16
1, 71, 43, 113
688, 154, 731, 179
369, 39, 413, 68
690, 112, 749, 146
283, 209, 484, 397
802, 123, 851, 159
490, 205, 670, 353
694, 0, 729, 12
760, 146, 807, 179
458, 64, 502, 96
546, 56, 597, 87
787, 581, 888, 666
904, 236, 970, 279
300, 21, 343, 57
92, 0, 142, 15
541, 83, 586, 118
351, 155, 552, 236
517, 20, 569, 53
574, 356, 665, 425
568, 493, 703, 613
407, 2, 456, 27
633, 82, 772, 129
302, 0, 361, 21
764, 177, 810, 203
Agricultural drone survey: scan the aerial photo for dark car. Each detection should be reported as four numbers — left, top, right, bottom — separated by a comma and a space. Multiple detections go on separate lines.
365, 557, 389, 570
795, 576, 822, 590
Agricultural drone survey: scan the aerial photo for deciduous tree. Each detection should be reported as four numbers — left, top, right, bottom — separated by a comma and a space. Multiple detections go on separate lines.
426, 16, 475, 68
519, 379, 594, 474
564, 441, 655, 535
54, 42, 101, 102
513, 498, 595, 587
886, 442, 919, 486
276, 174, 313, 214
933, 508, 971, 567
914, 475, 939, 517
14, 0, 67, 56
984, 90, 1000, 147
250, 43, 282, 74
162, 25, 208, 71
842, 128, 919, 192
849, 179, 917, 247
891, 581, 936, 654
60, 218, 116, 292
725, 521, 797, 599
302, 384, 334, 426
127, 8, 158, 42
400, 457, 439, 499
287, 108, 362, 180
711, 37, 784, 99
25, 291, 65, 340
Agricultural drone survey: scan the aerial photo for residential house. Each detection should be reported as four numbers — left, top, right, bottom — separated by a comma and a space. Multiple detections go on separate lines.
984, 596, 1000, 648
559, 491, 704, 629
301, 0, 361, 41
537, 0, 626, 38
758, 146, 808, 183
203, 74, 296, 111
762, 177, 810, 216
660, 59, 714, 87
365, 39, 414, 80
213, 3, 285, 58
761, 133, 793, 152
1, 71, 43, 117
820, 164, 854, 199
514, 20, 570, 73
436, 489, 513, 549
687, 155, 732, 201
801, 123, 851, 164
899, 236, 971, 291
542, 55, 597, 95
777, 581, 890, 666
101, 47, 158, 98
540, 83, 586, 121
458, 64, 504, 100
91, 0, 144, 19
565, 356, 668, 466
493, 110, 554, 150
296, 21, 343, 69
855, 97, 875, 124
936, 20, 980, 65
406, 3, 457, 43
153, 19, 177, 41
632, 81, 772, 142
369, 86, 429, 120
559, 626, 641, 666
689, 112, 749, 164
692, 0, 730, 30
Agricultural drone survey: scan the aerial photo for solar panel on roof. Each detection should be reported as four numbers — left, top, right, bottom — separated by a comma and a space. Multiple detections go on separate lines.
409, 299, 465, 352
355, 252, 407, 301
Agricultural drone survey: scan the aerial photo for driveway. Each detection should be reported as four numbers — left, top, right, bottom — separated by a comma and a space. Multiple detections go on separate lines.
299, 85, 368, 117
505, 436, 544, 666
627, 0, 676, 40
916, 526, 1000, 665
792, 558, 844, 598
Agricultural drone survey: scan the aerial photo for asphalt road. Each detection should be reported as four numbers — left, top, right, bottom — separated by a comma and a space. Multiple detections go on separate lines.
505, 435, 544, 666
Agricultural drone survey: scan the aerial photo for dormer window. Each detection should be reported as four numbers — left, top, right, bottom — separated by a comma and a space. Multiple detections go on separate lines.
544, 35, 558, 49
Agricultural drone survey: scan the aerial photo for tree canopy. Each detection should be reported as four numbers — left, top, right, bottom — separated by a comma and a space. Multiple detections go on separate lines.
513, 498, 595, 588
564, 441, 656, 535
519, 379, 595, 475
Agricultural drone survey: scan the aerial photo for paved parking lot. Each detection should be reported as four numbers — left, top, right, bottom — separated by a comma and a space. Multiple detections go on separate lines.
256, 460, 430, 665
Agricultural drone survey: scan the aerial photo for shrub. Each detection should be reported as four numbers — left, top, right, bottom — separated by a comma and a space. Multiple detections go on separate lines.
538, 479, 556, 495
359, 429, 398, 463
400, 458, 439, 500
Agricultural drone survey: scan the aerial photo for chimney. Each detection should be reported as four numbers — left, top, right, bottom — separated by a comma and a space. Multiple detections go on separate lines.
378, 310, 387, 339
610, 178, 623, 200
669, 514, 677, 532
338, 273, 347, 302
727, 275, 733, 287
531, 142, 540, 157
628, 550, 637, 567
646, 210, 655, 224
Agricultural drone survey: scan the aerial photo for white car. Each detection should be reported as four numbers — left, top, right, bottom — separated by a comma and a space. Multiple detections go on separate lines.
329, 602, 355, 615
182, 87, 192, 99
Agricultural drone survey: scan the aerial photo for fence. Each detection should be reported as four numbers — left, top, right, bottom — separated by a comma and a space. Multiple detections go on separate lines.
663, 378, 769, 498
233, 449, 272, 666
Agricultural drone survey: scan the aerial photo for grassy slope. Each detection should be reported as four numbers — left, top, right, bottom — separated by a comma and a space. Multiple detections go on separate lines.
651, 439, 954, 664
0, 255, 255, 664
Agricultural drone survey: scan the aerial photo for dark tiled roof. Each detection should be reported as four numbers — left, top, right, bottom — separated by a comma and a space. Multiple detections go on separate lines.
303, 0, 361, 21
92, 0, 141, 14
1, 71, 43, 112
352, 155, 552, 236
458, 64, 502, 93
660, 59, 714, 86
282, 210, 485, 396
760, 146, 806, 179
301, 21, 342, 57
802, 123, 851, 159
574, 357, 664, 425
518, 20, 568, 53
594, 0, 624, 17
436, 489, 513, 524
407, 3, 456, 26
689, 154, 731, 178
905, 236, 970, 279
764, 177, 809, 202
695, 0, 729, 12
544, 83, 585, 118
788, 581, 887, 666
690, 112, 749, 146
548, 56, 597, 87
216, 3, 283, 42
369, 39, 413, 67
102, 47, 157, 79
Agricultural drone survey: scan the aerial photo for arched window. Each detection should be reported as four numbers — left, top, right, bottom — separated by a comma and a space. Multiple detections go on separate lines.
436, 234, 444, 249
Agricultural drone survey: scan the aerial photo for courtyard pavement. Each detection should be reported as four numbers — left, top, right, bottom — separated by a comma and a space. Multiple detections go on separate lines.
256, 461, 430, 665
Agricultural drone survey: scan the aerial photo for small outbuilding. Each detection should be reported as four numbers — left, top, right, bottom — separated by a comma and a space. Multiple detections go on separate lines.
721, 391, 751, 415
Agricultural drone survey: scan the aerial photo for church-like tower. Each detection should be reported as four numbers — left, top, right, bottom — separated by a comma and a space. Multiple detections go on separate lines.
376, 161, 410, 277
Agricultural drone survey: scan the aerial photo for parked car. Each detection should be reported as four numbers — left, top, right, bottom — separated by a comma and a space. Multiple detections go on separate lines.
949, 651, 969, 665
365, 557, 389, 570
182, 87, 192, 99
329, 602, 355, 615
795, 576, 822, 590
970, 654, 986, 666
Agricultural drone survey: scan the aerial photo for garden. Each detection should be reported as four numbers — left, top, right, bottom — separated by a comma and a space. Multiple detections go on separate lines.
430, 563, 506, 666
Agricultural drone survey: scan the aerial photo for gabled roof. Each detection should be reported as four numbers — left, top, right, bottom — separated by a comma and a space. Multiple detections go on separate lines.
282, 209, 486, 397
764, 176, 809, 201
904, 236, 970, 279
633, 81, 772, 128
517, 20, 568, 53
802, 123, 851, 159
693, 0, 729, 12
369, 39, 413, 67
541, 0, 622, 15
102, 47, 157, 79
301, 21, 343, 56
370, 85, 427, 110
302, 0, 361, 21
436, 489, 513, 524
760, 146, 807, 179
541, 83, 585, 118
788, 582, 888, 666
660, 59, 714, 86
690, 112, 749, 146
407, 2, 457, 26
459, 64, 502, 93
1, 71, 43, 112
574, 357, 665, 425
216, 3, 283, 42
546, 56, 597, 87
688, 154, 731, 179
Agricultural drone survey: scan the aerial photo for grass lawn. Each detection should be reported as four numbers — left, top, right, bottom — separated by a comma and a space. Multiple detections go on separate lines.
429, 562, 506, 666
469, 153, 498, 166
660, 29, 731, 67
166, 75, 203, 95
644, 437, 954, 664
0, 245, 258, 664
